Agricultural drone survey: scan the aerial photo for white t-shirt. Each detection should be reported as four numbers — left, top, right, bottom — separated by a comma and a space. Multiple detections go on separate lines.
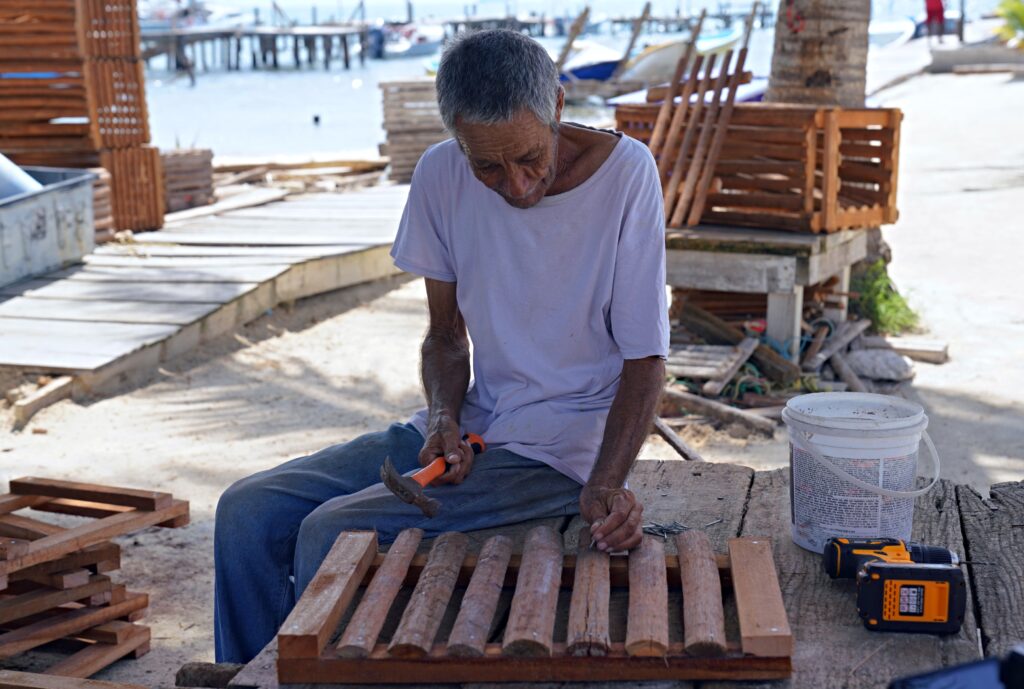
390, 133, 669, 484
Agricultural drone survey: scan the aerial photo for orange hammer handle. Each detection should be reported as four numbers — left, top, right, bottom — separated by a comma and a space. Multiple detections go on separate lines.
410, 433, 486, 487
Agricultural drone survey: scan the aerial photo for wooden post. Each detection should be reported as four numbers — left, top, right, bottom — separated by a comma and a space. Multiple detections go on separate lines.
624, 536, 669, 656
821, 109, 840, 231
502, 525, 562, 656
324, 36, 333, 69
336, 529, 423, 658
388, 532, 468, 658
277, 531, 377, 659
677, 530, 726, 657
447, 535, 514, 656
272, 37, 279, 69
566, 527, 610, 656
342, 34, 350, 69
554, 7, 589, 73
293, 36, 301, 68
234, 35, 242, 70
359, 30, 367, 65
766, 286, 804, 363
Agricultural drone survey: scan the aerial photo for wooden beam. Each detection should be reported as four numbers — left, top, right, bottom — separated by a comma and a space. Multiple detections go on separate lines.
859, 335, 949, 364
278, 531, 377, 659
44, 624, 150, 678
677, 530, 726, 656
663, 387, 776, 436
388, 532, 467, 658
701, 337, 758, 396
0, 575, 111, 625
11, 377, 72, 430
652, 417, 704, 461
728, 537, 792, 657
802, 319, 872, 371
566, 528, 610, 656
336, 528, 421, 659
828, 352, 868, 393
0, 670, 147, 689
624, 536, 668, 657
447, 535, 513, 657
8, 478, 172, 511
502, 526, 563, 656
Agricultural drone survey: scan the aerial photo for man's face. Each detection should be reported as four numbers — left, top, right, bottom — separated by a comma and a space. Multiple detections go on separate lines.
454, 108, 560, 209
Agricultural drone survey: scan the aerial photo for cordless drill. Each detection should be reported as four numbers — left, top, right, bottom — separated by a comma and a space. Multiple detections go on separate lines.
823, 537, 968, 634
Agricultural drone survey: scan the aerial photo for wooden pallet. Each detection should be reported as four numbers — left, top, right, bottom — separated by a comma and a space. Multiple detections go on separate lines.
617, 102, 902, 233
0, 477, 187, 679
379, 79, 447, 183
276, 526, 792, 683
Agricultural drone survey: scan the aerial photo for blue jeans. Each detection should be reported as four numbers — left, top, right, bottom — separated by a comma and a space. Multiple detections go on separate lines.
213, 423, 582, 663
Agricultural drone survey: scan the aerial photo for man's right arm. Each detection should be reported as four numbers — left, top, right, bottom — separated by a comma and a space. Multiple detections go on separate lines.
419, 278, 474, 484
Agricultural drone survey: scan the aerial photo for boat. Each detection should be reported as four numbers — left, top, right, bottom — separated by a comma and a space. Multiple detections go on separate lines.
869, 17, 917, 48
558, 40, 623, 81
383, 23, 445, 58
615, 24, 743, 84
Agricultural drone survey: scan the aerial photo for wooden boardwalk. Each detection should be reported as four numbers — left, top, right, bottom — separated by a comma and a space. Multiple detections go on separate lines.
0, 184, 409, 396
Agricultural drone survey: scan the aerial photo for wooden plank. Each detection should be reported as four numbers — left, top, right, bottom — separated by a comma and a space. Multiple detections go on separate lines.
0, 670, 147, 689
624, 535, 668, 657
701, 337, 758, 396
134, 232, 382, 247
665, 250, 797, 293
957, 481, 1024, 657
646, 11, 705, 157
45, 623, 150, 678
802, 319, 872, 371
447, 535, 513, 657
12, 376, 72, 429
0, 278, 258, 304
663, 387, 775, 436
161, 186, 288, 224
9, 478, 171, 511
48, 264, 291, 284
502, 525, 563, 657
9, 543, 119, 585
388, 532, 467, 658
766, 287, 804, 363
336, 528, 422, 658
281, 644, 791, 683
29, 499, 131, 520
75, 620, 135, 645
18, 568, 90, 590
828, 352, 867, 393
0, 514, 62, 540
728, 537, 791, 657
278, 531, 377, 659
565, 527, 610, 657
0, 497, 48, 517
0, 592, 147, 659
859, 335, 949, 364
0, 500, 188, 575
663, 53, 716, 213
0, 575, 111, 625
652, 417, 704, 461
0, 540, 29, 561
0, 297, 218, 326
677, 530, 726, 656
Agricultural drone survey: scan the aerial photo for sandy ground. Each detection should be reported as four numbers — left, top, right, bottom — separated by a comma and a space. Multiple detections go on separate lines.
0, 73, 1022, 686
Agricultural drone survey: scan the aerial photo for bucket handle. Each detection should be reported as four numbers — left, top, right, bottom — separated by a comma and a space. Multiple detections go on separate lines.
792, 429, 941, 499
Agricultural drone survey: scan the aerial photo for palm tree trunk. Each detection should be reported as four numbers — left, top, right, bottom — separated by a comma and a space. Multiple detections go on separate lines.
766, 0, 871, 107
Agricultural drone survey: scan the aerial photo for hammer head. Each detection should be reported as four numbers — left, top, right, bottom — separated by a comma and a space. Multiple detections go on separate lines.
380, 456, 441, 518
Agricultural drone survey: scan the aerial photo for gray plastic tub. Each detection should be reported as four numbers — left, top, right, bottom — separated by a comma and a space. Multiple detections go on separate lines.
0, 166, 96, 288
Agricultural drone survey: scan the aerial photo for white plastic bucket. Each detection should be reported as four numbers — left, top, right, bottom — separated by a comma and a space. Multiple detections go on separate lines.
782, 392, 940, 553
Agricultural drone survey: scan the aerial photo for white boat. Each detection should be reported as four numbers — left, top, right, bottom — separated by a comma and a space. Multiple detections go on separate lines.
384, 24, 445, 58
616, 24, 743, 84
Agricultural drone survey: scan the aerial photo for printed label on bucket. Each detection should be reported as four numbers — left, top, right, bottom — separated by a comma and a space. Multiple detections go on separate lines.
790, 445, 917, 553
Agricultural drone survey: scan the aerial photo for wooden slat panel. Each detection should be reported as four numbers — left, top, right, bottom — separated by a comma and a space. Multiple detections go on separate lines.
447, 534, 513, 657
502, 526, 563, 657
388, 532, 467, 658
336, 528, 422, 659
728, 537, 792, 657
624, 535, 668, 657
278, 531, 377, 659
9, 478, 171, 511
565, 527, 610, 657
677, 530, 726, 656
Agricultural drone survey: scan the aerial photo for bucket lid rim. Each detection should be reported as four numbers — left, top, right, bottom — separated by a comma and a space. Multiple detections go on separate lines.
783, 392, 926, 431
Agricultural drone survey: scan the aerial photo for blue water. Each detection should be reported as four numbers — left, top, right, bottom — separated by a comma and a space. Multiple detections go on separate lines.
145, 0, 1002, 158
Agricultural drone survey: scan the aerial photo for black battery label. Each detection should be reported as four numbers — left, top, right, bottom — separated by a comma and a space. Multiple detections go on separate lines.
898, 585, 925, 616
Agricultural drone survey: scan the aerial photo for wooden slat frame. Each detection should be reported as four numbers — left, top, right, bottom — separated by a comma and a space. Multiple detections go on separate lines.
277, 530, 792, 684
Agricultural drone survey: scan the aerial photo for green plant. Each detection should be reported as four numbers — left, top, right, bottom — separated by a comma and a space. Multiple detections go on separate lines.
997, 0, 1024, 47
850, 260, 920, 335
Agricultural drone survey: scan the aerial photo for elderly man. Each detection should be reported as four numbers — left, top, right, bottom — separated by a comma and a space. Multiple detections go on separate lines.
213, 29, 668, 663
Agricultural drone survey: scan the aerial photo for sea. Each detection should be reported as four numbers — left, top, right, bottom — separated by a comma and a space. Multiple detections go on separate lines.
144, 0, 1002, 159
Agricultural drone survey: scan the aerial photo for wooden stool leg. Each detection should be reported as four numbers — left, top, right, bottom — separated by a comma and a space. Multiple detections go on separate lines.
767, 285, 804, 363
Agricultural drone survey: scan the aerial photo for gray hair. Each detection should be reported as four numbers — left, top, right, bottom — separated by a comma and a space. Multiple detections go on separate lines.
435, 30, 561, 132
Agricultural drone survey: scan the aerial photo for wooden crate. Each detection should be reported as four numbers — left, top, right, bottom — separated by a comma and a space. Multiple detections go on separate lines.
276, 526, 792, 684
616, 102, 902, 233
379, 79, 447, 183
0, 477, 189, 679
160, 148, 215, 213
0, 0, 139, 60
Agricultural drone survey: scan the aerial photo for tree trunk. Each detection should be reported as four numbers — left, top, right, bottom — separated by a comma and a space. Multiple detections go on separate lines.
766, 0, 870, 107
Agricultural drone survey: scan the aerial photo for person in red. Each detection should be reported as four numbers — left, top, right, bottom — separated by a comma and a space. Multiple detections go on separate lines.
925, 0, 945, 43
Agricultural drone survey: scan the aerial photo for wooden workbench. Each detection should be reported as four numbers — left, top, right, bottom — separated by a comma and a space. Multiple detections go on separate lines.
225, 459, 1021, 689
665, 226, 868, 361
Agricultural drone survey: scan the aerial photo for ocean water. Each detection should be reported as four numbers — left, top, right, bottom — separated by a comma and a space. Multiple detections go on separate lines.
144, 0, 1001, 159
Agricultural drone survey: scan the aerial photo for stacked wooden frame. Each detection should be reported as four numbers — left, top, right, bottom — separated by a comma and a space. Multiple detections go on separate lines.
379, 80, 447, 183
0, 0, 165, 231
0, 477, 189, 678
160, 149, 215, 213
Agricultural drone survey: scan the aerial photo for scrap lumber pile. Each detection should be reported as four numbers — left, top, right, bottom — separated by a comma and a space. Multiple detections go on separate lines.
617, 101, 902, 233
673, 275, 848, 327
0, 477, 190, 679
161, 149, 215, 212
378, 79, 446, 183
276, 526, 792, 683
0, 0, 165, 231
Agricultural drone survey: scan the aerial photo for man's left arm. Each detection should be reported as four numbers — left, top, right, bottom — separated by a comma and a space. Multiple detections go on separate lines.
580, 356, 665, 551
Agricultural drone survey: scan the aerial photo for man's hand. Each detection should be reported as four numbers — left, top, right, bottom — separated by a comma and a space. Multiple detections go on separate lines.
419, 414, 474, 485
579, 485, 644, 552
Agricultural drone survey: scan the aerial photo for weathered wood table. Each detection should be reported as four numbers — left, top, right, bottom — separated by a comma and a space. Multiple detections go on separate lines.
226, 459, 1022, 689
666, 226, 867, 361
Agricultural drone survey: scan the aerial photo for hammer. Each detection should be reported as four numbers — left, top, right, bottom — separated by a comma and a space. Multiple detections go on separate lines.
380, 433, 485, 518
